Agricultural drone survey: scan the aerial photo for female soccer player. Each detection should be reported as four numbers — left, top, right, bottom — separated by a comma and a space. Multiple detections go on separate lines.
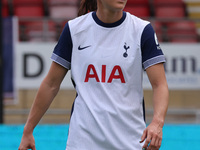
19, 0, 169, 150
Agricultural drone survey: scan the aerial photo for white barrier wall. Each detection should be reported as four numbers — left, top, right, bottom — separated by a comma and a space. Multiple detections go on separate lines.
15, 43, 200, 90
144, 44, 200, 89
15, 42, 73, 89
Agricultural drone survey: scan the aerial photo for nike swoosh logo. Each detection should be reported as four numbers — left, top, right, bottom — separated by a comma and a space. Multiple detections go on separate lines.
78, 45, 91, 50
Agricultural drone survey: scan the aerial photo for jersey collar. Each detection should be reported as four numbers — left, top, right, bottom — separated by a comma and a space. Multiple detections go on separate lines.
92, 11, 126, 28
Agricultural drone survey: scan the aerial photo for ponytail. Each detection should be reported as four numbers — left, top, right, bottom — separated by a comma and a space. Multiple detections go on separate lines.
78, 0, 97, 16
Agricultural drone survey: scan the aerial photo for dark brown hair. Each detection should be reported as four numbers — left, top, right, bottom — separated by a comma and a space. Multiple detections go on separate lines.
78, 0, 97, 16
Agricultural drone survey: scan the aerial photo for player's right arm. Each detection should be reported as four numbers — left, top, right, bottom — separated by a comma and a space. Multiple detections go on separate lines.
18, 61, 68, 150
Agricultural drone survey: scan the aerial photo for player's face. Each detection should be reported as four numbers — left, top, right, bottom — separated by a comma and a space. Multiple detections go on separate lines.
97, 0, 127, 12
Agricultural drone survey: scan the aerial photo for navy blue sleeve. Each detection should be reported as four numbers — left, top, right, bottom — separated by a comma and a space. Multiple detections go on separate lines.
141, 24, 165, 70
51, 23, 73, 70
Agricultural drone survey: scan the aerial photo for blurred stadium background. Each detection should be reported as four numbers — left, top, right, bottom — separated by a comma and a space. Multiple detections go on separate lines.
1, 0, 200, 149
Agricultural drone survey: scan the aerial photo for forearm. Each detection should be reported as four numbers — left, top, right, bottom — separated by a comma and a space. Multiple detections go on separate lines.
24, 79, 60, 134
152, 83, 169, 127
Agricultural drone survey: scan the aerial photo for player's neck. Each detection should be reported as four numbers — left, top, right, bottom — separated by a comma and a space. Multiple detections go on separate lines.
96, 9, 123, 24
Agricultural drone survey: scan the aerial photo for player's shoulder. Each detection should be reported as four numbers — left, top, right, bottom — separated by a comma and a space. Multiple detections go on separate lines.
69, 12, 92, 24
125, 12, 150, 30
68, 12, 93, 35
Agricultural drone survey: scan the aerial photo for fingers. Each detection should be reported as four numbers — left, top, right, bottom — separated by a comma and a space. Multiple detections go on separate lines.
18, 133, 36, 150
32, 145, 36, 150
142, 130, 162, 150
142, 130, 151, 149
18, 144, 36, 150
140, 129, 147, 143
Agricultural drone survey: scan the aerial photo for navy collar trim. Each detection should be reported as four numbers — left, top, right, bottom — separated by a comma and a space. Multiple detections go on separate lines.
92, 11, 126, 28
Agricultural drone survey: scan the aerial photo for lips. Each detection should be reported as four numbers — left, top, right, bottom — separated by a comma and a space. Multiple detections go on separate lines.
119, 0, 126, 2
117, 0, 127, 4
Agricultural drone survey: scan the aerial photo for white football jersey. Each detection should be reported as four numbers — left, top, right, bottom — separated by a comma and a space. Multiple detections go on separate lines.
51, 11, 165, 150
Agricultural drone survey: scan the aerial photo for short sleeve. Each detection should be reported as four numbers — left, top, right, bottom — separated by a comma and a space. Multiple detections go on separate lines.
51, 23, 73, 70
141, 24, 166, 70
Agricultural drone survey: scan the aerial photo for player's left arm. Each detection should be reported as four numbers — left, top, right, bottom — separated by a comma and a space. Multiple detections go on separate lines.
141, 63, 169, 150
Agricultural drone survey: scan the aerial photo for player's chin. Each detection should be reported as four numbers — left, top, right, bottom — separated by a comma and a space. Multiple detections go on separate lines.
113, 5, 126, 12
117, 2, 126, 8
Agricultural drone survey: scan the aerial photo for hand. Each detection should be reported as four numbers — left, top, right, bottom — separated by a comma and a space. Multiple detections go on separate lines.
140, 120, 163, 150
18, 133, 36, 150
